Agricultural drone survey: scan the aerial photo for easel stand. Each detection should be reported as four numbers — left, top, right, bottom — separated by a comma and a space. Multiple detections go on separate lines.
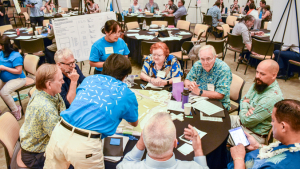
187, 0, 202, 24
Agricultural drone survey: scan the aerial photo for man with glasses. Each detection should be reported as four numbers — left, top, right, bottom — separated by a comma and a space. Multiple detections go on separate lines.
55, 48, 85, 108
184, 45, 232, 110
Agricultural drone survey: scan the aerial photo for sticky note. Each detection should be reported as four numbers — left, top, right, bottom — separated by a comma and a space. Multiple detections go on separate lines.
110, 138, 121, 146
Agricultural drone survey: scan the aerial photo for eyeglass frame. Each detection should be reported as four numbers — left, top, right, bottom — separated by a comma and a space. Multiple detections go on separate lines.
60, 59, 77, 67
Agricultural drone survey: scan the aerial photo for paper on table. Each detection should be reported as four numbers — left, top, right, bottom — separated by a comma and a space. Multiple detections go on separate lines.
177, 143, 194, 155
135, 35, 155, 40
145, 83, 163, 89
192, 100, 224, 115
167, 100, 184, 112
15, 36, 32, 40
127, 29, 140, 32
149, 29, 160, 32
3, 32, 16, 34
7, 34, 17, 37
126, 33, 140, 36
177, 31, 192, 35
178, 126, 207, 145
103, 134, 129, 162
200, 112, 223, 122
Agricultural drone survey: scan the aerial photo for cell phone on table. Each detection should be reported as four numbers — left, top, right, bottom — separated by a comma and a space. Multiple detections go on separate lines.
229, 126, 250, 146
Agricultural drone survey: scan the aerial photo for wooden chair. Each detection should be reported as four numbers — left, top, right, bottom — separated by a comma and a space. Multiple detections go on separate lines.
170, 41, 194, 73
164, 16, 175, 26
22, 12, 31, 27
242, 38, 274, 75
145, 17, 155, 25
124, 16, 138, 28
192, 24, 209, 42
0, 112, 28, 169
285, 60, 300, 81
15, 55, 39, 115
180, 15, 187, 21
141, 41, 156, 60
206, 39, 226, 60
216, 16, 237, 33
28, 86, 36, 98
43, 19, 50, 27
6, 7, 17, 27
176, 20, 190, 31
265, 128, 274, 145
224, 33, 246, 62
0, 25, 13, 35
263, 22, 268, 29
203, 15, 213, 38
151, 21, 168, 27
20, 38, 45, 57
126, 21, 139, 30
228, 73, 245, 114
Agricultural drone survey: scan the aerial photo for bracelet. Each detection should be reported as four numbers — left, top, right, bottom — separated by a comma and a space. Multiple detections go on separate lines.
233, 157, 244, 161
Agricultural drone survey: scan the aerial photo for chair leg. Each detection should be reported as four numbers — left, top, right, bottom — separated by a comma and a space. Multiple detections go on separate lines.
89, 66, 92, 74
244, 58, 251, 75
236, 61, 240, 71
285, 63, 290, 81
14, 18, 17, 28
234, 52, 236, 62
16, 91, 24, 115
185, 60, 188, 69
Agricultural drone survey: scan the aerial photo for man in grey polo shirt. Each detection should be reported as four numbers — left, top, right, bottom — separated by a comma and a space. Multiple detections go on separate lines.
232, 15, 264, 63
144, 0, 159, 12
26, 0, 49, 26
166, 0, 187, 24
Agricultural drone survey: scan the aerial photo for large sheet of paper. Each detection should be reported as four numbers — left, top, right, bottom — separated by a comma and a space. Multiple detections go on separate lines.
12, 0, 21, 14
192, 100, 224, 116
53, 12, 116, 62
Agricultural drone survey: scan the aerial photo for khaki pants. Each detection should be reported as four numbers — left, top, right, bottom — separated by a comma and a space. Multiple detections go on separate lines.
0, 78, 26, 112
43, 119, 104, 169
228, 115, 266, 146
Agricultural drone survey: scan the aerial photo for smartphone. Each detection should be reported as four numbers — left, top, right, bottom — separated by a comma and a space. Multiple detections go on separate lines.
229, 126, 250, 146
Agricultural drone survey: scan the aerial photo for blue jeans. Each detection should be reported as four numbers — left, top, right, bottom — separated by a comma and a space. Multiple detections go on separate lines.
274, 49, 300, 74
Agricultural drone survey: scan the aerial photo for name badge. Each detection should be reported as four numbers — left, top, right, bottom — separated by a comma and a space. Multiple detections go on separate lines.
105, 47, 114, 54
207, 83, 215, 91
157, 71, 165, 78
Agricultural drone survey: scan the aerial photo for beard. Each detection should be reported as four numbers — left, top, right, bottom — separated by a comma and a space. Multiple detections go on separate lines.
254, 78, 269, 94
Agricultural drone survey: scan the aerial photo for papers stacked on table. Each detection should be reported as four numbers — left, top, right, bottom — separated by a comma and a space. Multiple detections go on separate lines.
200, 112, 223, 122
192, 100, 224, 116
177, 31, 192, 35
177, 143, 194, 156
158, 36, 182, 41
15, 36, 32, 40
135, 35, 155, 40
126, 33, 139, 36
167, 100, 184, 112
127, 29, 140, 32
7, 34, 17, 38
3, 31, 15, 35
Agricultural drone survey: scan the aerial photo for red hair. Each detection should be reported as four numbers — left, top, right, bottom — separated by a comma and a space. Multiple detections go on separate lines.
150, 42, 170, 57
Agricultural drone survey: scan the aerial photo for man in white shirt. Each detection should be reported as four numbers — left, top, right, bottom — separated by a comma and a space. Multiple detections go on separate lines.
117, 112, 209, 169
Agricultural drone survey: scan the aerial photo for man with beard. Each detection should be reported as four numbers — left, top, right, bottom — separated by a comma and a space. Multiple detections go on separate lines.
229, 59, 284, 145
55, 48, 85, 108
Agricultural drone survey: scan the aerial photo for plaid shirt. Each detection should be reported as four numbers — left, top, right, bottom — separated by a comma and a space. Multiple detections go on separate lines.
239, 80, 284, 135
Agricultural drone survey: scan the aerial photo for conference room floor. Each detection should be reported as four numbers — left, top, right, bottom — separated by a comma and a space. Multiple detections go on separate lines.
0, 28, 299, 169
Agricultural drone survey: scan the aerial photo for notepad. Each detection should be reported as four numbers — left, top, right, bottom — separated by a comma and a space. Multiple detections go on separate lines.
127, 29, 140, 32
177, 143, 193, 156
15, 36, 32, 40
192, 100, 224, 115
7, 34, 17, 37
3, 32, 15, 34
167, 100, 184, 112
200, 112, 223, 122
126, 33, 139, 36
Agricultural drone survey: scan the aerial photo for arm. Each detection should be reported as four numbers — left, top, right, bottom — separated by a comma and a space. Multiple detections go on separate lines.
65, 69, 79, 105
230, 144, 246, 169
47, 28, 55, 40
0, 65, 23, 74
89, 45, 104, 68
129, 120, 138, 127
89, 61, 104, 68
218, 11, 222, 22
261, 11, 270, 20
95, 4, 100, 13
42, 106, 61, 136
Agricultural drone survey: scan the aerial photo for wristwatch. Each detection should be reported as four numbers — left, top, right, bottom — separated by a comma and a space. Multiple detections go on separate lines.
167, 80, 170, 85
199, 89, 203, 96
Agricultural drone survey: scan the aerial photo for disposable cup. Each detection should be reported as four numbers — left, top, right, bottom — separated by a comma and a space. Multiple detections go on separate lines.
184, 103, 192, 115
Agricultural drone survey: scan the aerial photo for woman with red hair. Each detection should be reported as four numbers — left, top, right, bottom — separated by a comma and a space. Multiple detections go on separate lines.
140, 42, 183, 86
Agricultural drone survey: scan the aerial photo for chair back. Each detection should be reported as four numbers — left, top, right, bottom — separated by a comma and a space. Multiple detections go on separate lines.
221, 24, 230, 38
230, 73, 245, 103
23, 12, 30, 21
196, 24, 209, 38
204, 15, 213, 26
124, 16, 138, 25
28, 86, 36, 98
20, 38, 45, 54
24, 54, 40, 75
180, 15, 187, 21
141, 41, 156, 58
151, 21, 168, 27
265, 128, 273, 145
251, 38, 274, 58
126, 21, 139, 30
61, 7, 68, 12
164, 16, 175, 26
145, 17, 155, 25
227, 33, 244, 50
6, 7, 14, 18
226, 16, 237, 27
263, 22, 268, 29
116, 13, 122, 22
206, 39, 225, 56
176, 20, 190, 31
0, 25, 13, 36
0, 112, 20, 169
182, 41, 194, 55
43, 19, 50, 26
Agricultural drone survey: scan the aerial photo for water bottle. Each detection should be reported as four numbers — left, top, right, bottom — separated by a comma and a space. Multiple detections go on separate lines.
151, 6, 154, 13
142, 19, 146, 30
181, 88, 189, 109
132, 6, 134, 13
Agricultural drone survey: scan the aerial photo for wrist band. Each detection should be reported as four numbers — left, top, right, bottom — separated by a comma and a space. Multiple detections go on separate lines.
233, 157, 244, 161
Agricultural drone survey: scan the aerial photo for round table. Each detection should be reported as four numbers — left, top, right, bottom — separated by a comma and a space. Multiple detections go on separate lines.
124, 28, 193, 65
105, 79, 231, 169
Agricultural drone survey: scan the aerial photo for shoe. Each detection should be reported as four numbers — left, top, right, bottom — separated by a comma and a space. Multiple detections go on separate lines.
238, 58, 243, 63
11, 106, 22, 121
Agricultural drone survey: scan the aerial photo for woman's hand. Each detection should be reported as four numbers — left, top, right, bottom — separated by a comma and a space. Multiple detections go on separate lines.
151, 78, 163, 86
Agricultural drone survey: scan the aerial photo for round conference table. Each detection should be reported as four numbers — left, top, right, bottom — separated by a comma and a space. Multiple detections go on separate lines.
105, 79, 231, 169
124, 28, 193, 65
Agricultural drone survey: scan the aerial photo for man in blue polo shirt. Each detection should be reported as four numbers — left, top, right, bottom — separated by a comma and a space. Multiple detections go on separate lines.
44, 54, 139, 169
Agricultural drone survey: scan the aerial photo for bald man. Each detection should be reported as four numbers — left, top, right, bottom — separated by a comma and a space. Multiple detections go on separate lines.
229, 60, 284, 145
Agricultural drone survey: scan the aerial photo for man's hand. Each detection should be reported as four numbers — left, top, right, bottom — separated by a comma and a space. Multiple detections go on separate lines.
230, 144, 246, 160
184, 124, 203, 156
187, 81, 200, 95
245, 132, 260, 151
243, 99, 250, 103
136, 132, 146, 151
67, 69, 79, 82
256, 31, 264, 36
246, 107, 255, 117
40, 6, 46, 11
151, 78, 163, 86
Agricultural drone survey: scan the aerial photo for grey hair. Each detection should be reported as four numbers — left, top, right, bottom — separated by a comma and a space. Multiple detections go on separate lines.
143, 113, 176, 158
198, 45, 217, 58
54, 48, 74, 63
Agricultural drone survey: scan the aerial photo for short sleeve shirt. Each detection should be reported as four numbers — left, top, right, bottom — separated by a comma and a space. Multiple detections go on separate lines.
169, 4, 178, 13
130, 4, 142, 12
60, 74, 139, 138
207, 5, 221, 27
230, 4, 240, 13
142, 54, 183, 80
145, 2, 159, 11
173, 6, 187, 23
89, 37, 130, 71
0, 51, 26, 82
186, 59, 232, 110
25, 0, 49, 17
232, 22, 252, 44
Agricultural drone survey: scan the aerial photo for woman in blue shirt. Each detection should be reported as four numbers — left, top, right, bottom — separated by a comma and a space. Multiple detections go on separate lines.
0, 35, 26, 120
89, 20, 130, 74
140, 42, 183, 86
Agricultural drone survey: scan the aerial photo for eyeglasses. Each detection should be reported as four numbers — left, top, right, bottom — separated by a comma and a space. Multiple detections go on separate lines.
60, 59, 77, 67
199, 57, 214, 63
111, 32, 122, 36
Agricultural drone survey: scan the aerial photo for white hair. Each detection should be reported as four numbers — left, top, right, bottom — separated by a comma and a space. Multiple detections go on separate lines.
198, 45, 217, 58
54, 48, 74, 63
143, 113, 176, 158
